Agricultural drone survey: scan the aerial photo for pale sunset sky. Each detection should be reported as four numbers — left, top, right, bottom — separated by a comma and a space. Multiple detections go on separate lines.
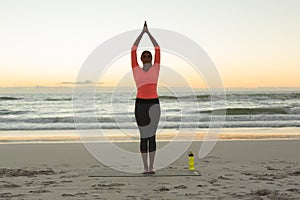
0, 0, 299, 89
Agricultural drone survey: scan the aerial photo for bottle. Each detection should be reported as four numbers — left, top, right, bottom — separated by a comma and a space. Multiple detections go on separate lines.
188, 151, 195, 170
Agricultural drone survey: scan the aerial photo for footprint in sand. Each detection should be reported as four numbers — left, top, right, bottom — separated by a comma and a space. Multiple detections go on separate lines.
92, 183, 125, 190
62, 193, 74, 197
208, 178, 217, 184
174, 185, 187, 189
0, 168, 55, 177
196, 184, 207, 187
29, 189, 49, 194
266, 166, 278, 170
154, 186, 170, 191
218, 175, 232, 180
289, 170, 300, 176
0, 181, 21, 188
61, 180, 73, 183
41, 180, 57, 186
286, 188, 299, 193
0, 193, 25, 198
59, 174, 80, 178
61, 192, 88, 197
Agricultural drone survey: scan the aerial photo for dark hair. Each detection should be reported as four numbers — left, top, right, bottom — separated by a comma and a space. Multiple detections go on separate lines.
141, 50, 152, 60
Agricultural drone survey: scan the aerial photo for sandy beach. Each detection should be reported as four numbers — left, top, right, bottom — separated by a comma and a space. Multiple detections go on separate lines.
0, 138, 299, 199
1, 0, 300, 199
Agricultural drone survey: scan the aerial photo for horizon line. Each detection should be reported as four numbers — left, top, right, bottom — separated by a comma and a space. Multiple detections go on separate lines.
0, 86, 300, 90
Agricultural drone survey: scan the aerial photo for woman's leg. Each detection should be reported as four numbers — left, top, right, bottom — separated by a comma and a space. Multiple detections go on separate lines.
148, 135, 156, 172
148, 103, 160, 173
140, 137, 148, 172
149, 152, 155, 172
141, 153, 148, 172
135, 101, 149, 173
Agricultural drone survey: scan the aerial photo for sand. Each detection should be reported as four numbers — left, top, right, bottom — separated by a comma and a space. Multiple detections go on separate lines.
0, 138, 299, 199
1, 127, 300, 143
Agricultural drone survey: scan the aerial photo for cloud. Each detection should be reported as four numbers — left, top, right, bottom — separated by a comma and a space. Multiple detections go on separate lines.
60, 80, 104, 85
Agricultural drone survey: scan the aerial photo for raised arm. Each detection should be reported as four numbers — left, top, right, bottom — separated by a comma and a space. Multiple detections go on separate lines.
133, 30, 144, 47
145, 29, 160, 64
146, 30, 159, 47
131, 30, 144, 68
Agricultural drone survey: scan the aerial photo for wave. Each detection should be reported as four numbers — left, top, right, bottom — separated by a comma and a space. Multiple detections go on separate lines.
1, 121, 300, 131
157, 93, 300, 101
227, 92, 300, 100
201, 107, 291, 115
158, 95, 210, 100
288, 107, 300, 114
44, 98, 72, 101
1, 113, 299, 125
158, 92, 300, 101
130, 92, 300, 102
0, 96, 23, 101
0, 116, 117, 123
0, 109, 29, 115
157, 95, 177, 100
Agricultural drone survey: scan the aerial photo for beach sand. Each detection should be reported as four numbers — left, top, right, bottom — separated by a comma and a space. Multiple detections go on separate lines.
0, 138, 299, 199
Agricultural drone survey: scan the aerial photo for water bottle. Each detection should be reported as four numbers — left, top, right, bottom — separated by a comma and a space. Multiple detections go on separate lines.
188, 151, 194, 170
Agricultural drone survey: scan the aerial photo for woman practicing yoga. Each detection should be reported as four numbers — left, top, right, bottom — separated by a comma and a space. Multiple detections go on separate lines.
131, 21, 161, 174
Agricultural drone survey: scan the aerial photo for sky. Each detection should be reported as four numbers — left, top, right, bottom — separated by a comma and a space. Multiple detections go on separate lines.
0, 0, 300, 89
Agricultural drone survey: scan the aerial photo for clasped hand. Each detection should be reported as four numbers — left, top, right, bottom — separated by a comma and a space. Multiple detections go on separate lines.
142, 21, 150, 34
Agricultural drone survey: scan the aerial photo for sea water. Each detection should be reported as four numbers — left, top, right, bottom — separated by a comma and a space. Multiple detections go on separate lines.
0, 88, 299, 131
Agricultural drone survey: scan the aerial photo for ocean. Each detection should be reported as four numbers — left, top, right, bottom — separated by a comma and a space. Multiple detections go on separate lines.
0, 88, 299, 131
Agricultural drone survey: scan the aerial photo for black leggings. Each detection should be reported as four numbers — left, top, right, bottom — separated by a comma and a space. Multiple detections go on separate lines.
134, 98, 160, 153
140, 135, 156, 153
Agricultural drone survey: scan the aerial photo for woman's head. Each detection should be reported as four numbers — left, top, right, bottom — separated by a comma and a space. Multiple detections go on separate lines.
141, 51, 152, 64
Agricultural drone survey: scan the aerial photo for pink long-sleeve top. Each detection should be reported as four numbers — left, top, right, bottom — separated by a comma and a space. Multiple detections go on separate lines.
131, 45, 160, 99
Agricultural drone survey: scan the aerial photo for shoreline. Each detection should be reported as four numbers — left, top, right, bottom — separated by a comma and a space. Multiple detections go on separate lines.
1, 137, 300, 145
0, 127, 300, 144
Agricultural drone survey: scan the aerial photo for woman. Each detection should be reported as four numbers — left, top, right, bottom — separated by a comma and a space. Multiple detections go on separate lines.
131, 22, 161, 174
